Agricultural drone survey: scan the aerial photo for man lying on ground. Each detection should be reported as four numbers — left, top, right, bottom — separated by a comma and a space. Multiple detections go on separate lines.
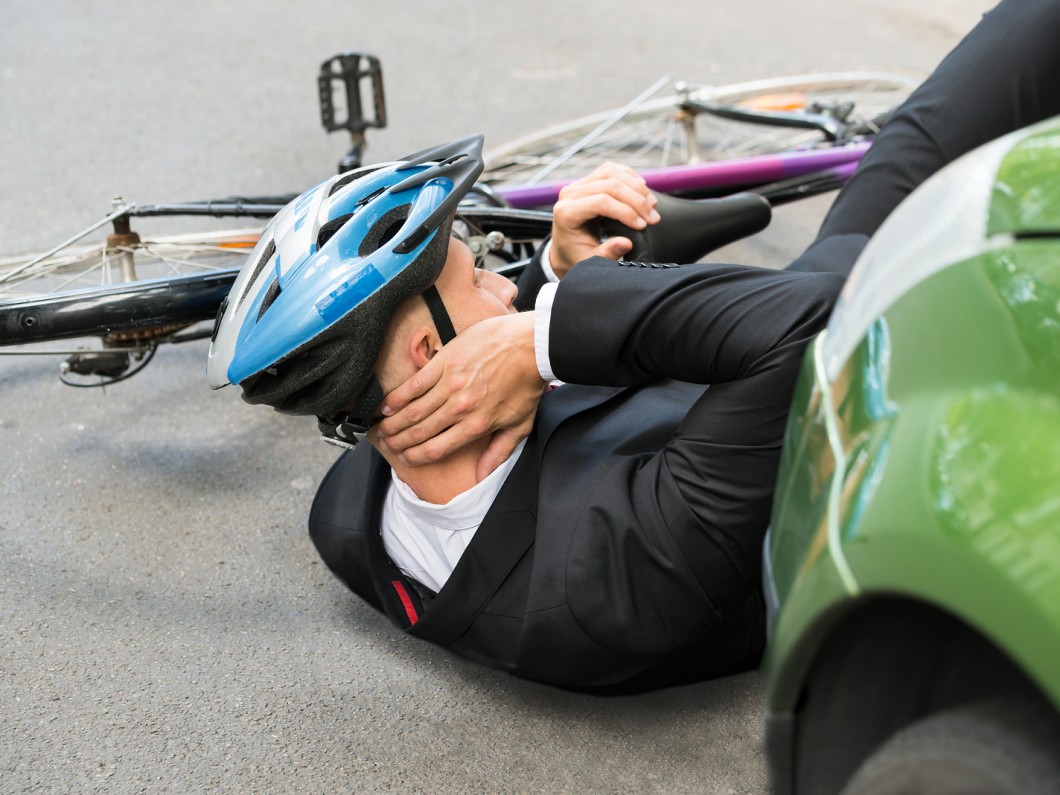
209, 0, 1060, 692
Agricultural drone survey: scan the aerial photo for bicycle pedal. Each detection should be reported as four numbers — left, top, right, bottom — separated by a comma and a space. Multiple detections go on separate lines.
318, 51, 387, 135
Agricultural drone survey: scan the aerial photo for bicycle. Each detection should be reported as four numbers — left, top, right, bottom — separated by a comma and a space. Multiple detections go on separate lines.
0, 51, 917, 385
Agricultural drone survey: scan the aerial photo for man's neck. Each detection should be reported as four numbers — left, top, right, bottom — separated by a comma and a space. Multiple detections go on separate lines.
372, 436, 491, 505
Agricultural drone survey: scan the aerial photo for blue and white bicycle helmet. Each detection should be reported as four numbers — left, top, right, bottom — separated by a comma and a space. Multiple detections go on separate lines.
207, 135, 484, 446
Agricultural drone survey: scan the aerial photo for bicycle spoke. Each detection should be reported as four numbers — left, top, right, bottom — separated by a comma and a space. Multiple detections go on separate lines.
484, 73, 918, 191
137, 244, 236, 275
0, 231, 260, 299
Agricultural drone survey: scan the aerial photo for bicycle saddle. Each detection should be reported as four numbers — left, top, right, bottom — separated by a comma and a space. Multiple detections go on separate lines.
601, 191, 771, 264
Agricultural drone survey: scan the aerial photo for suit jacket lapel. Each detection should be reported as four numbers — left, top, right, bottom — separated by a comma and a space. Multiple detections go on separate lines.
409, 430, 538, 645
409, 384, 623, 646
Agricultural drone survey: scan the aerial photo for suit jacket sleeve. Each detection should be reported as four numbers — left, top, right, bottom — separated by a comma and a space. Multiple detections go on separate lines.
548, 258, 842, 654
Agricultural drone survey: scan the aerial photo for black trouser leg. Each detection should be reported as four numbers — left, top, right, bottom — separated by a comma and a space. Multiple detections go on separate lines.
790, 0, 1060, 276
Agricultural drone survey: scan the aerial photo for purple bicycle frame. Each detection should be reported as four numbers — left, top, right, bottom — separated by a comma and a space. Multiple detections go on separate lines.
493, 142, 870, 209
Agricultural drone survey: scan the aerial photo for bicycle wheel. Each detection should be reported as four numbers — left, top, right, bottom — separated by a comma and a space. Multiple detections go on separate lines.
0, 228, 261, 347
0, 205, 551, 350
482, 72, 920, 189
0, 195, 288, 353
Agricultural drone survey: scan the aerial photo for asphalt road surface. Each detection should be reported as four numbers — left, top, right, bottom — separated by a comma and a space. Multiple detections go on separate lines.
1, 2, 995, 792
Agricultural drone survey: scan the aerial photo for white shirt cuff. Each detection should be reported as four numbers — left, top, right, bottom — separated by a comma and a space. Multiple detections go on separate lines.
539, 240, 561, 284
533, 282, 559, 383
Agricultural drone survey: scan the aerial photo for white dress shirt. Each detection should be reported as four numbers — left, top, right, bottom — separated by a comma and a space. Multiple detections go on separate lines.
381, 440, 527, 592
380, 246, 563, 591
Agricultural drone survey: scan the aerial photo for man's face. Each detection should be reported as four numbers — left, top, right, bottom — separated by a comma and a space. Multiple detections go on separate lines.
434, 237, 518, 332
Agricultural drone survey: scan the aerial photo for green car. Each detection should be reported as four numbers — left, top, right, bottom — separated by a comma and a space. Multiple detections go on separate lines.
764, 117, 1060, 794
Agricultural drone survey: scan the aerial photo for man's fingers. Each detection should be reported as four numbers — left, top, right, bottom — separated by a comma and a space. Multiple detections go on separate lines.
475, 425, 531, 481
376, 386, 449, 442
572, 162, 650, 193
558, 175, 648, 202
557, 179, 658, 226
397, 420, 490, 468
380, 357, 443, 417
556, 193, 652, 232
600, 236, 634, 260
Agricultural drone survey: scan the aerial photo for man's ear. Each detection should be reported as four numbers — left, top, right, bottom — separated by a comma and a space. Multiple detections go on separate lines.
409, 327, 441, 368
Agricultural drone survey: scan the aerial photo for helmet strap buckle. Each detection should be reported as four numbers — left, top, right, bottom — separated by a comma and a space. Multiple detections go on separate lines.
317, 376, 386, 449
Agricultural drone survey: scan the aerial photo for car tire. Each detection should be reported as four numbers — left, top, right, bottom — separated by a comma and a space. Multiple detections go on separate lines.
839, 697, 1060, 795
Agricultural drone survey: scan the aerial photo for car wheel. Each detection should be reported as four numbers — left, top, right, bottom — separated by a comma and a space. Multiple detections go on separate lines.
839, 698, 1060, 795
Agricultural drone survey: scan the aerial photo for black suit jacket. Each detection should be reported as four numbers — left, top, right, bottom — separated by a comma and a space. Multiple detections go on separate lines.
310, 254, 842, 693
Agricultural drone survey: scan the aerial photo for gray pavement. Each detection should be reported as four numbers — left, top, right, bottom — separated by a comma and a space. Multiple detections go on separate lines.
1, 2, 994, 792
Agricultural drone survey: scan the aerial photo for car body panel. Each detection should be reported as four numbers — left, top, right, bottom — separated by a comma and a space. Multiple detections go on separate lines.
988, 126, 1060, 237
766, 243, 1060, 713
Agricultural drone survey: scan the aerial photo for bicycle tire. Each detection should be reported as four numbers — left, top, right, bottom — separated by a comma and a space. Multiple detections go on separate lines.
0, 194, 291, 343
0, 269, 238, 345
0, 207, 552, 349
482, 72, 920, 190
0, 179, 296, 351
0, 225, 262, 301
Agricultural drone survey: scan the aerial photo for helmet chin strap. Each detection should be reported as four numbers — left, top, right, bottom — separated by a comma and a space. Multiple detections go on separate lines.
317, 284, 456, 450
420, 284, 456, 345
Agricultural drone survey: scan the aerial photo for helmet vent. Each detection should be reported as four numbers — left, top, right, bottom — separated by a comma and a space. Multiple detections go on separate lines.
354, 187, 386, 209
237, 240, 276, 310
227, 136, 484, 417
359, 205, 411, 256
327, 165, 382, 198
257, 277, 283, 321
317, 213, 354, 250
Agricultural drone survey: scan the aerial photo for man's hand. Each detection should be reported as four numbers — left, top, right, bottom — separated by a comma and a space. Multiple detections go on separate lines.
550, 163, 660, 278
377, 312, 546, 480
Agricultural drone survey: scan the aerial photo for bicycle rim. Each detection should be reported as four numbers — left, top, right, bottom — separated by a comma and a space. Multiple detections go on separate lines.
0, 269, 239, 345
0, 208, 552, 348
0, 226, 262, 347
0, 228, 260, 299
482, 72, 920, 189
